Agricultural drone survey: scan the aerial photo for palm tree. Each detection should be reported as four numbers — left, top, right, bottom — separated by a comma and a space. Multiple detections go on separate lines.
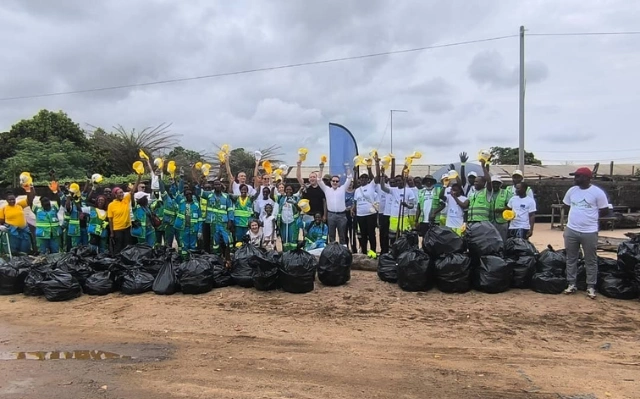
89, 123, 179, 175
211, 144, 285, 180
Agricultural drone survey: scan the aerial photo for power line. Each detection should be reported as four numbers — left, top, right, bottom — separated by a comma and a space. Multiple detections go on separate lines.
529, 31, 640, 37
0, 34, 518, 102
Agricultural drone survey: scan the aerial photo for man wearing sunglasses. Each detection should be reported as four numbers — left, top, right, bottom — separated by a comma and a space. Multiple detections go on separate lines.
318, 163, 352, 246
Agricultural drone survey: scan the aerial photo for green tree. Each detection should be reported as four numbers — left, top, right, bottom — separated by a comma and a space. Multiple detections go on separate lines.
89, 123, 179, 175
0, 109, 90, 160
0, 138, 92, 186
165, 146, 208, 167
489, 146, 542, 165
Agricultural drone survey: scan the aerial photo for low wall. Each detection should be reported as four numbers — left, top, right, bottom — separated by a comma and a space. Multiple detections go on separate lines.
529, 180, 640, 214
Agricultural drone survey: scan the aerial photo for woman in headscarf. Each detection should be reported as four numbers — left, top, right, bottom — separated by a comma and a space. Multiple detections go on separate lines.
87, 195, 109, 253
131, 191, 157, 247
0, 190, 32, 255
278, 185, 300, 252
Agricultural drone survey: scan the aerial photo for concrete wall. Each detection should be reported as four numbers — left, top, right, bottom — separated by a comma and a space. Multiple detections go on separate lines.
529, 180, 640, 214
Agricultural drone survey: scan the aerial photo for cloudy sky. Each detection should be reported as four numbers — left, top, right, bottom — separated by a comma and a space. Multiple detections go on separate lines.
1, 0, 639, 168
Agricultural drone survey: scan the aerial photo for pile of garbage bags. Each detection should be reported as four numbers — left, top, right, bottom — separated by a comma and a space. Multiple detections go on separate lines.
0, 241, 354, 301
376, 223, 640, 300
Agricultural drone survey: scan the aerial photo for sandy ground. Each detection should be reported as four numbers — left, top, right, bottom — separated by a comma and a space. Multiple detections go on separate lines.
1, 226, 639, 399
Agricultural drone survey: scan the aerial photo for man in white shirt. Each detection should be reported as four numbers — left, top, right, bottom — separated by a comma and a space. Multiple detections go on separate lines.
562, 167, 609, 299
225, 156, 258, 196
353, 173, 378, 254
318, 164, 352, 245
506, 182, 537, 238
464, 171, 478, 197
376, 178, 391, 254
379, 174, 416, 243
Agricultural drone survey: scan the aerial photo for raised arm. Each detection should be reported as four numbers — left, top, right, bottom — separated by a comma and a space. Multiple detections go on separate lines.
296, 161, 305, 187
459, 152, 468, 187
480, 159, 492, 192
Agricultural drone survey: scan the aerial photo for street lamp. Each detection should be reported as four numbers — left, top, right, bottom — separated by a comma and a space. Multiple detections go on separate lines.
390, 109, 408, 153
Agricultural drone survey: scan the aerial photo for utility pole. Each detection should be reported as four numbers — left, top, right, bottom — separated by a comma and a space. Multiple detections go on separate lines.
519, 25, 525, 173
390, 109, 408, 154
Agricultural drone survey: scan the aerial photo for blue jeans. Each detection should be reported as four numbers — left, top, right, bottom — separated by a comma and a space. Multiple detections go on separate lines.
9, 227, 32, 254
37, 238, 60, 254
509, 228, 529, 239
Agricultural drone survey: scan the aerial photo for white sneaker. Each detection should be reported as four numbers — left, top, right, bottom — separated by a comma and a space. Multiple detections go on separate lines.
586, 287, 597, 299
564, 284, 577, 294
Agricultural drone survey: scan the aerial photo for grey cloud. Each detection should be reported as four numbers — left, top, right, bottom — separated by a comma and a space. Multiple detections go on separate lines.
538, 131, 596, 143
468, 50, 549, 89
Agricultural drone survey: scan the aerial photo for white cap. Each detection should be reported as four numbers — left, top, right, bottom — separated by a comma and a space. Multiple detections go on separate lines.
512, 169, 524, 177
467, 171, 478, 177
491, 175, 503, 183
134, 191, 148, 200
440, 173, 448, 180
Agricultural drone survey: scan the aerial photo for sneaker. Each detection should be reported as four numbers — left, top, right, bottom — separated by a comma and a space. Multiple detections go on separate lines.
586, 287, 597, 299
564, 284, 577, 294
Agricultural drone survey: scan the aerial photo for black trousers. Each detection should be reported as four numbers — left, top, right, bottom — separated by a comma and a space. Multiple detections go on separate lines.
200, 222, 211, 253
378, 214, 390, 254
112, 229, 131, 255
357, 213, 377, 254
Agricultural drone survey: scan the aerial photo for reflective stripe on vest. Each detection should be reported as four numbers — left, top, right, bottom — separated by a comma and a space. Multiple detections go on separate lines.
235, 209, 253, 218
491, 189, 510, 224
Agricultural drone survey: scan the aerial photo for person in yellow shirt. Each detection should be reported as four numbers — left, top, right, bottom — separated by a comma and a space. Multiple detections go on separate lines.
107, 187, 132, 254
0, 191, 32, 255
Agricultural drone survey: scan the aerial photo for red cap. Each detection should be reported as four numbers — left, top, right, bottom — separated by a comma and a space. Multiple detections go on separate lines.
572, 167, 593, 178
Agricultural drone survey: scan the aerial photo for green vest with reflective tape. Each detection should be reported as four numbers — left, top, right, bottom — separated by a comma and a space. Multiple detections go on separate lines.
468, 189, 491, 222
34, 204, 60, 238
234, 196, 253, 228
490, 189, 510, 224
199, 195, 209, 221
209, 192, 232, 224
87, 207, 109, 238
418, 187, 442, 214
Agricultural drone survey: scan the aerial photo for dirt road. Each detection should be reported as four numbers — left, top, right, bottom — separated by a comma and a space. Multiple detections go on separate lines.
1, 267, 639, 399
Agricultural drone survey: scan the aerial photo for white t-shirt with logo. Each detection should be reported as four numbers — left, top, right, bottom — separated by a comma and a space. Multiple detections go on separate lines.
419, 188, 436, 223
563, 185, 608, 233
354, 181, 378, 216
388, 187, 416, 219
445, 194, 467, 229
507, 196, 537, 230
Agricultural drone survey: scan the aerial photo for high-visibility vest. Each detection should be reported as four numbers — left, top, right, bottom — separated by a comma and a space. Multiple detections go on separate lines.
235, 196, 254, 228
87, 207, 109, 238
490, 189, 510, 224
159, 192, 176, 224
174, 200, 201, 232
66, 203, 81, 237
418, 187, 442, 215
468, 189, 491, 222
209, 192, 232, 224
131, 205, 149, 238
199, 195, 209, 221
34, 204, 61, 239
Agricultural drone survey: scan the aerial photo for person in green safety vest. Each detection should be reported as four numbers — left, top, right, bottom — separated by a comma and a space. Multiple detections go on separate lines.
64, 183, 84, 251
207, 179, 234, 265
196, 179, 213, 253
27, 181, 63, 254
304, 212, 328, 251
228, 183, 255, 246
131, 192, 156, 246
466, 158, 493, 224
87, 195, 109, 253
173, 186, 202, 258
278, 185, 301, 252
489, 175, 511, 242
158, 179, 179, 248
414, 175, 442, 236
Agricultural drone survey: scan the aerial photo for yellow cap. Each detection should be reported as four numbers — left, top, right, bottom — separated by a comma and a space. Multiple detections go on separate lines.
262, 160, 273, 175
478, 149, 492, 162
69, 183, 80, 194
298, 148, 308, 162
19, 172, 32, 186
217, 151, 227, 163
201, 163, 211, 176
154, 158, 164, 169
91, 173, 103, 183
194, 161, 203, 170
410, 151, 423, 160
502, 210, 516, 221
138, 149, 149, 160
298, 199, 311, 214
320, 154, 328, 163
221, 144, 230, 154
132, 161, 145, 175
167, 160, 176, 176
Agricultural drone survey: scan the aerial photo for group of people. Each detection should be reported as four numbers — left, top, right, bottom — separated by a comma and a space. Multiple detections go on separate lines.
0, 149, 611, 299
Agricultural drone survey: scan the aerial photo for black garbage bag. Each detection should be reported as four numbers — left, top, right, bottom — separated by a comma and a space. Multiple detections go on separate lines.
504, 238, 538, 258
473, 255, 511, 294
576, 261, 588, 291
377, 253, 398, 283
120, 269, 155, 295
57, 256, 93, 285
392, 231, 419, 259
598, 256, 620, 276
508, 256, 537, 289
212, 263, 232, 288
251, 251, 280, 291
177, 258, 214, 295
279, 244, 317, 294
536, 245, 566, 275
140, 258, 164, 276
152, 260, 179, 295
397, 249, 432, 292
317, 242, 352, 286
231, 244, 262, 288
87, 255, 118, 272
0, 262, 29, 295
617, 236, 640, 273
597, 272, 639, 300
466, 222, 503, 256
83, 271, 115, 296
71, 245, 97, 258
423, 226, 465, 257
7, 256, 33, 269
23, 265, 51, 296
38, 270, 82, 302
531, 272, 567, 294
119, 244, 155, 266
434, 253, 471, 293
